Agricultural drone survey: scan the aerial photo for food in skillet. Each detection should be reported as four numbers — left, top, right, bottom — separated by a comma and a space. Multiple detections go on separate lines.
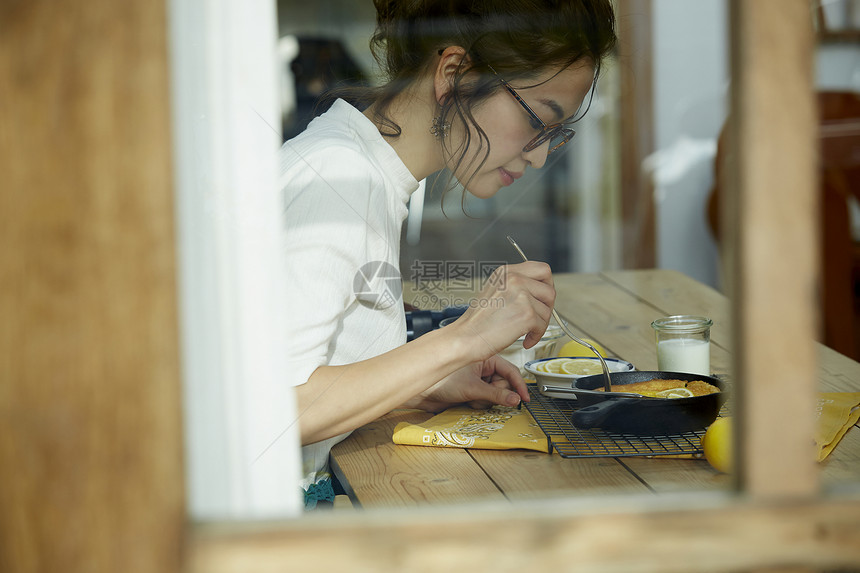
596, 378, 720, 398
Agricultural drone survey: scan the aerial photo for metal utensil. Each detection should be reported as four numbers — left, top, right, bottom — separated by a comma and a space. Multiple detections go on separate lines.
506, 235, 614, 393
538, 383, 649, 400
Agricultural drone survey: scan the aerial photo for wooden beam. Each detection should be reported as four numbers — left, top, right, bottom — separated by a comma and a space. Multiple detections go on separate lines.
617, 0, 656, 268
727, 0, 820, 497
189, 497, 860, 573
0, 1, 184, 572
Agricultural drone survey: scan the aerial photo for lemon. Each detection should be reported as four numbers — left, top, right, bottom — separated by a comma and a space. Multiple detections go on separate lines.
560, 359, 603, 376
656, 388, 694, 399
701, 417, 733, 473
557, 338, 607, 358
535, 358, 571, 374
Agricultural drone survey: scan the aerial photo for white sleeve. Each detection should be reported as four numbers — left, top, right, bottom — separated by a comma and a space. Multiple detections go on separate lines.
280, 142, 378, 388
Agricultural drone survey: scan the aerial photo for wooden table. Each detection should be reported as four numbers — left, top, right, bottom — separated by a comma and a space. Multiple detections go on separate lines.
330, 269, 860, 508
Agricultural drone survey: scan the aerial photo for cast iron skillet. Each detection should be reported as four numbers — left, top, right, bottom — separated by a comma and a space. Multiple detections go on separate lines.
568, 371, 728, 435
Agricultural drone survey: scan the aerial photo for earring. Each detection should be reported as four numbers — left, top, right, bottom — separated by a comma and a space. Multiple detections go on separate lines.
429, 115, 450, 138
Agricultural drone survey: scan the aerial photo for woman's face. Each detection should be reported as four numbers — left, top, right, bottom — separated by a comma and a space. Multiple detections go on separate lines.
448, 62, 596, 199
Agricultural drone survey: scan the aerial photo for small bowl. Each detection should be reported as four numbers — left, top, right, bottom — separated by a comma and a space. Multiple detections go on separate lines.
524, 356, 635, 385
499, 324, 566, 368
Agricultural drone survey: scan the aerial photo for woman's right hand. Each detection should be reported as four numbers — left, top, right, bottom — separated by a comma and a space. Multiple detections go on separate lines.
447, 262, 556, 362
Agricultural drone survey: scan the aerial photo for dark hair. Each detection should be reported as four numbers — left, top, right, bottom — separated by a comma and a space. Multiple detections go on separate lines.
323, 0, 617, 194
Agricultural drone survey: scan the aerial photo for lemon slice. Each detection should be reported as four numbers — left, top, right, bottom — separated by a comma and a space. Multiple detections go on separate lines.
656, 387, 694, 399
535, 358, 572, 374
560, 359, 603, 376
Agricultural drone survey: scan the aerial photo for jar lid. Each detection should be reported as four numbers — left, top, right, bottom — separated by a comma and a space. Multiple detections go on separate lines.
651, 315, 713, 333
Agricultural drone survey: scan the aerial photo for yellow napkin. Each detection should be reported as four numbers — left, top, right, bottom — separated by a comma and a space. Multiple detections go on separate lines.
657, 392, 860, 461
816, 392, 860, 462
392, 405, 550, 453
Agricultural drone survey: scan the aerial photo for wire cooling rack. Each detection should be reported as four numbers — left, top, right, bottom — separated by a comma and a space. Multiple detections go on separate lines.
524, 384, 725, 459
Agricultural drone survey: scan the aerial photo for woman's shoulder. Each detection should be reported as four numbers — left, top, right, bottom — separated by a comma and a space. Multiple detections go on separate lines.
284, 100, 374, 155
279, 106, 387, 212
279, 99, 416, 216
281, 137, 368, 175
279, 141, 378, 204
281, 108, 380, 178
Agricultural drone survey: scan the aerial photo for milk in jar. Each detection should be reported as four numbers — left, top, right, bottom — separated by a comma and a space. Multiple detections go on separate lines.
651, 315, 713, 376
656, 338, 710, 375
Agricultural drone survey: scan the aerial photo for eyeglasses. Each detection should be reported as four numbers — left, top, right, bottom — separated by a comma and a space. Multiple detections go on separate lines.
488, 66, 576, 155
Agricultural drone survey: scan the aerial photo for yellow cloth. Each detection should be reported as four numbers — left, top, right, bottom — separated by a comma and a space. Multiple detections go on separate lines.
392, 405, 550, 453
816, 392, 860, 462
658, 392, 860, 461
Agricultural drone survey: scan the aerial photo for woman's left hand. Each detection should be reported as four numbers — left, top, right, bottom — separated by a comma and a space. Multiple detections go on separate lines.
403, 355, 530, 412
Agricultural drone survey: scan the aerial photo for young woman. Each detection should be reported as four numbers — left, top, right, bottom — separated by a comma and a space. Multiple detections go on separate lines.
281, 0, 617, 507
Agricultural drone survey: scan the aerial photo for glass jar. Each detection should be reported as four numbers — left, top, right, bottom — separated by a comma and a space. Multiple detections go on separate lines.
650, 315, 713, 375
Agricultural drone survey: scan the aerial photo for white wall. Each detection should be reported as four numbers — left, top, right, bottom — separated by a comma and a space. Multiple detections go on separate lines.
652, 0, 728, 290
818, 44, 860, 90
650, 1, 860, 291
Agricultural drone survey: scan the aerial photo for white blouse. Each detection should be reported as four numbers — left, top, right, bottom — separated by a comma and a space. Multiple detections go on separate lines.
279, 99, 421, 489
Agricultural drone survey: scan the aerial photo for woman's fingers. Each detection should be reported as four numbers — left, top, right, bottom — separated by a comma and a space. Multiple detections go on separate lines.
494, 260, 554, 285
466, 356, 531, 409
466, 379, 521, 410
511, 285, 554, 349
490, 262, 555, 307
482, 356, 530, 403
450, 262, 557, 363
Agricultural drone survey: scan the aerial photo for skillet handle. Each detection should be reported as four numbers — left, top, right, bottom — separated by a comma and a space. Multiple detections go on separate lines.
570, 399, 626, 429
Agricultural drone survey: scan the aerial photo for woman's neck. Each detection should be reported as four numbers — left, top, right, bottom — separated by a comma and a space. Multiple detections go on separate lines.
363, 80, 445, 182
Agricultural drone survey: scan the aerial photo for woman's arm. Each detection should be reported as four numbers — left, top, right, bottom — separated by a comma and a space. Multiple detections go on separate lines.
297, 324, 470, 444
296, 261, 555, 445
